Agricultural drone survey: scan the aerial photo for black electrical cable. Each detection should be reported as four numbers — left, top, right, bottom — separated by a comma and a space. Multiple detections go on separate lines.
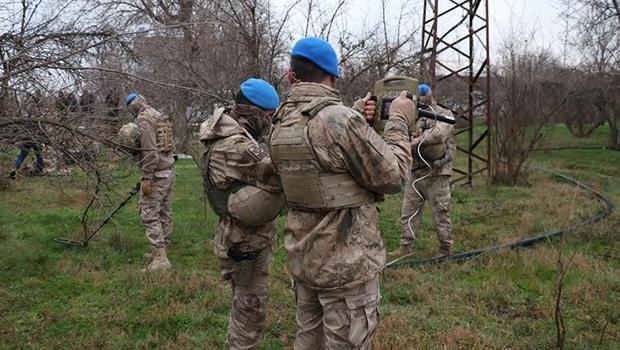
535, 144, 608, 151
386, 164, 615, 269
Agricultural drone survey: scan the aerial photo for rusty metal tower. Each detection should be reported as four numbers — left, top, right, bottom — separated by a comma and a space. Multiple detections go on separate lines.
421, 0, 492, 186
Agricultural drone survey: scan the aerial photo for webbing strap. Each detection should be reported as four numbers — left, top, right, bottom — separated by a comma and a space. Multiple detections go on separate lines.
319, 174, 376, 208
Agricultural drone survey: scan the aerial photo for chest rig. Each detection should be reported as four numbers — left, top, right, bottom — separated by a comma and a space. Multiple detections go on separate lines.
270, 99, 376, 210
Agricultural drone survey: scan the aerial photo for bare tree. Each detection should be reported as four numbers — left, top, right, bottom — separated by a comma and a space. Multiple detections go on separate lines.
562, 0, 620, 149
295, 0, 422, 103
490, 38, 566, 184
91, 0, 300, 150
0, 1, 143, 244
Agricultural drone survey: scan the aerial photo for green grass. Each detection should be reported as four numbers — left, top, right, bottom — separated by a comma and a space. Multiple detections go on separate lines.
1, 124, 619, 349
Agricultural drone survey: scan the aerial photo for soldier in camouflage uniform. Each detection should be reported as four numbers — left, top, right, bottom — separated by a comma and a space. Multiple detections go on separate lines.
200, 79, 283, 350
390, 84, 456, 258
270, 37, 414, 350
126, 93, 176, 271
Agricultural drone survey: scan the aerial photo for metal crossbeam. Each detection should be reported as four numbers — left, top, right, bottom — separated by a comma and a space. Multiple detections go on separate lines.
421, 0, 492, 186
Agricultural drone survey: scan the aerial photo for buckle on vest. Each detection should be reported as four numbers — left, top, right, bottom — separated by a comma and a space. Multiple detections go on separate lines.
227, 246, 259, 262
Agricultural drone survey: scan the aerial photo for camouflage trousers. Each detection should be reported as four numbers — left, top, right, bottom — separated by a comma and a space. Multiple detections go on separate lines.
400, 174, 452, 250
219, 247, 272, 350
293, 275, 380, 350
139, 169, 174, 249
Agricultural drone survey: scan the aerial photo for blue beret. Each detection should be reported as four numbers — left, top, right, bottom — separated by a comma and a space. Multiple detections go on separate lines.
126, 92, 139, 106
240, 78, 280, 110
291, 37, 340, 78
418, 84, 431, 96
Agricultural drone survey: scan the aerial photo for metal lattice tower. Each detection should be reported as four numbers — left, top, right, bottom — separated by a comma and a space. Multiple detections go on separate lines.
421, 0, 492, 186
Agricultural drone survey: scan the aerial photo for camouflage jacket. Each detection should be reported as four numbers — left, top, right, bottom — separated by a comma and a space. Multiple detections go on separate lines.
200, 106, 282, 259
411, 95, 455, 177
130, 96, 175, 180
271, 83, 413, 291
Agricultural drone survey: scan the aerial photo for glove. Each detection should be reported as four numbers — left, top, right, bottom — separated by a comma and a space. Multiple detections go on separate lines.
388, 91, 416, 132
352, 92, 376, 124
431, 152, 452, 168
141, 178, 152, 196
411, 136, 424, 148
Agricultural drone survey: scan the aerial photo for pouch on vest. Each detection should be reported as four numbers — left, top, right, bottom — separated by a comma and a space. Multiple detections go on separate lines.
155, 117, 174, 153
270, 99, 377, 210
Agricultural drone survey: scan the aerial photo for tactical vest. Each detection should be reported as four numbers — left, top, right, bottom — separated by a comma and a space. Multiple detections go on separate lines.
155, 117, 174, 153
270, 101, 376, 210
201, 141, 244, 217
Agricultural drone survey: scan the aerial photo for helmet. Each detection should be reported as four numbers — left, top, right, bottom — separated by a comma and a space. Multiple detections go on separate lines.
118, 122, 140, 153
227, 185, 284, 227
417, 143, 446, 161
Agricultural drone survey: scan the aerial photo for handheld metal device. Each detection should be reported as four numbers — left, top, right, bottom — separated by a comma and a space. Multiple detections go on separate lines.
371, 76, 419, 133
369, 76, 456, 133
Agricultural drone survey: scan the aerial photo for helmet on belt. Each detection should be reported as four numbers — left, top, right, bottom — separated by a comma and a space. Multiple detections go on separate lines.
117, 122, 140, 154
227, 185, 284, 227
418, 143, 446, 161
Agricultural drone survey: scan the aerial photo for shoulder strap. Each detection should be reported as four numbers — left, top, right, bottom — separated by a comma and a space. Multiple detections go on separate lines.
301, 97, 342, 118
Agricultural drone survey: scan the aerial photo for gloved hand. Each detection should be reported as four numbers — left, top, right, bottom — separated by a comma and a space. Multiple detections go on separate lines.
388, 91, 416, 132
411, 136, 423, 149
431, 152, 452, 168
141, 178, 152, 196
352, 92, 376, 124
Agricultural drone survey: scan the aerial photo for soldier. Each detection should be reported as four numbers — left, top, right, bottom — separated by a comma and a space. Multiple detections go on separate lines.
270, 37, 414, 349
79, 90, 96, 114
200, 78, 283, 350
126, 93, 176, 271
390, 84, 456, 258
9, 90, 45, 179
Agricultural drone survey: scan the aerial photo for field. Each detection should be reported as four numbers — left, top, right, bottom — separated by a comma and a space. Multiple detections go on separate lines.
0, 125, 618, 349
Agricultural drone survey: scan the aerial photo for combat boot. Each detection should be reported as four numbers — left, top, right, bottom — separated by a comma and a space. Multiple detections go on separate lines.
143, 248, 154, 262
439, 245, 451, 256
388, 244, 413, 260
144, 248, 171, 272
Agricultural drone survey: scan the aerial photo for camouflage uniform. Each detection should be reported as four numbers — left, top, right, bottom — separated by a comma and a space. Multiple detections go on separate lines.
270, 83, 413, 349
398, 93, 455, 255
200, 105, 282, 350
129, 96, 176, 251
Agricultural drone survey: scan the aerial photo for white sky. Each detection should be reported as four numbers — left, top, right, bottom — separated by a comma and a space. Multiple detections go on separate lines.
272, 0, 568, 59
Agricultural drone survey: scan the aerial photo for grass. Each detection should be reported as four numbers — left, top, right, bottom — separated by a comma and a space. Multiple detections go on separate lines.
0, 124, 619, 349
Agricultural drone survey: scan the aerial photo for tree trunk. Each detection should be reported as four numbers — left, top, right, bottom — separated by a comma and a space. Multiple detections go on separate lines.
609, 124, 619, 150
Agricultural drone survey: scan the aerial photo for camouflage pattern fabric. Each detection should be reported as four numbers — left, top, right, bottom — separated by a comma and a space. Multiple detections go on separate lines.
270, 83, 413, 292
411, 95, 456, 177
219, 248, 272, 350
200, 105, 282, 258
293, 276, 380, 350
139, 169, 174, 249
201, 105, 282, 349
130, 96, 175, 181
129, 96, 176, 250
400, 92, 455, 254
270, 82, 413, 349
399, 174, 452, 252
